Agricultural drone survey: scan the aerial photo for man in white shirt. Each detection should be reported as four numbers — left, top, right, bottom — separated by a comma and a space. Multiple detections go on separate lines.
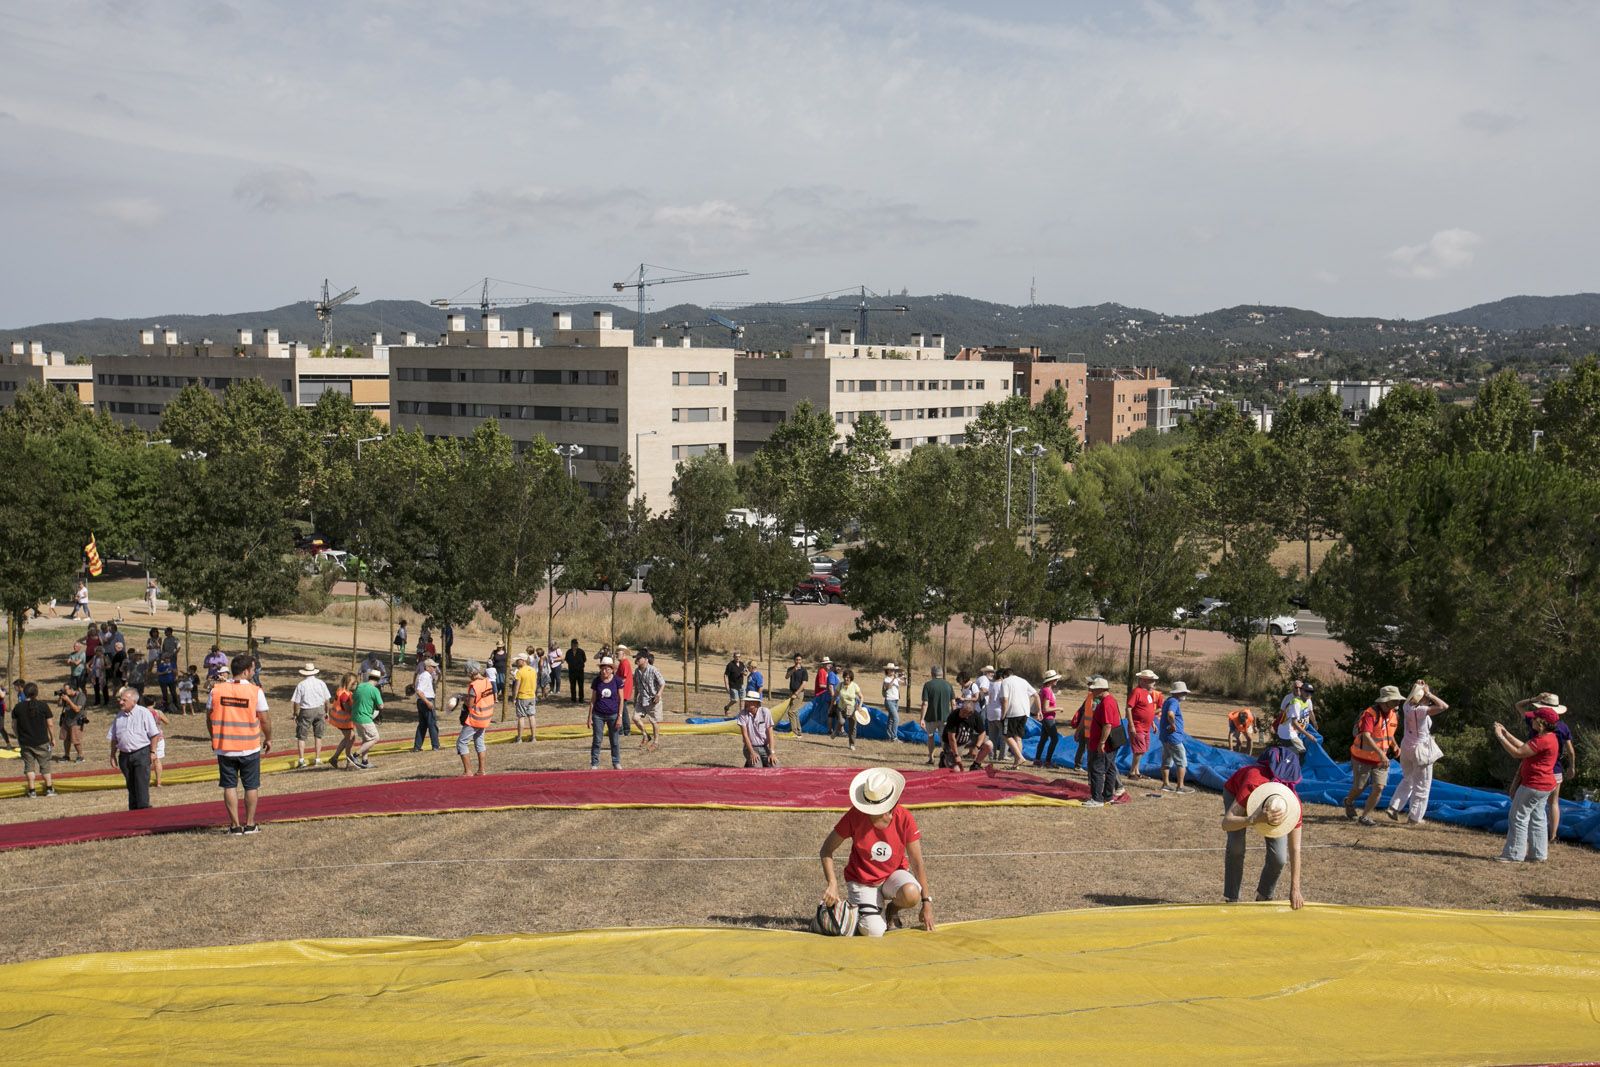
979, 665, 1003, 759
995, 666, 1040, 770
737, 689, 777, 768
290, 663, 332, 768
412, 658, 440, 751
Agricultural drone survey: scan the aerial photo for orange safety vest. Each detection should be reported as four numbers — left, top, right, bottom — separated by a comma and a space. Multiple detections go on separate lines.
328, 689, 353, 731
1350, 706, 1396, 764
1229, 708, 1255, 732
208, 680, 263, 753
466, 677, 496, 730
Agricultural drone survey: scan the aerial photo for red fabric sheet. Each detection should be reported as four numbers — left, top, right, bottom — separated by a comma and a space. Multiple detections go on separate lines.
0, 768, 1093, 852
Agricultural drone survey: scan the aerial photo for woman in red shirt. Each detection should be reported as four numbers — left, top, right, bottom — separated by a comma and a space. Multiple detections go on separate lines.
1494, 704, 1561, 863
1220, 746, 1305, 909
819, 768, 936, 936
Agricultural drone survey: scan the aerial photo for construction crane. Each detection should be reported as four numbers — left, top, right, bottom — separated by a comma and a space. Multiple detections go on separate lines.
314, 279, 359, 352
662, 313, 777, 349
742, 286, 908, 343
612, 263, 749, 343
430, 277, 611, 324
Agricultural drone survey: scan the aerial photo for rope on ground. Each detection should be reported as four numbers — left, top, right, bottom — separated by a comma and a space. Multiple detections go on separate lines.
0, 844, 1351, 896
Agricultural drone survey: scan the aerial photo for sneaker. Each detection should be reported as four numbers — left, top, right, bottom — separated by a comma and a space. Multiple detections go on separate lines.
294, 758, 306, 768
44, 787, 56, 797
228, 824, 245, 835
1358, 816, 1376, 826
1160, 784, 1174, 791
1112, 788, 1127, 800
1174, 787, 1192, 794
1343, 802, 1356, 820
243, 824, 261, 835
23, 789, 36, 799
1082, 799, 1105, 808
1386, 808, 1401, 822
74, 756, 85, 763
1494, 856, 1517, 863
312, 758, 321, 766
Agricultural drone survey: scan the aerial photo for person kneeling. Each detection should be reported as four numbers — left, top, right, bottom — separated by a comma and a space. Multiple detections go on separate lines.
737, 689, 777, 768
819, 768, 936, 936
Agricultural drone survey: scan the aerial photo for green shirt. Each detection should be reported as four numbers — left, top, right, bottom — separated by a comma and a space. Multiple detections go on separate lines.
351, 682, 384, 725
921, 678, 955, 722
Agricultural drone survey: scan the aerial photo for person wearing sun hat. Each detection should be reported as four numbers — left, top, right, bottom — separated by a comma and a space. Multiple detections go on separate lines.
1514, 692, 1577, 845
1344, 684, 1404, 825
289, 662, 332, 768
819, 768, 936, 936
1496, 694, 1566, 861
1083, 676, 1123, 806
1159, 681, 1192, 793
836, 669, 865, 751
1220, 744, 1306, 908
737, 688, 777, 768
1032, 669, 1062, 768
1125, 668, 1161, 780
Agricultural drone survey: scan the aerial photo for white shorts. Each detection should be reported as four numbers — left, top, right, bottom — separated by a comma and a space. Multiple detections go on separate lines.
846, 869, 921, 937
155, 737, 166, 759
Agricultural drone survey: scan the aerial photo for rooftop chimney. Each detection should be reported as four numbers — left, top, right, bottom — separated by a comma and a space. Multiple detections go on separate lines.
653, 336, 665, 348
840, 328, 855, 344
163, 329, 178, 345
140, 329, 155, 345
553, 311, 572, 331
265, 328, 280, 344
679, 336, 692, 348
911, 332, 925, 347
592, 310, 613, 330
238, 328, 253, 344
484, 314, 501, 331
811, 327, 830, 344
930, 333, 944, 350
402, 331, 417, 346
371, 332, 383, 345
447, 313, 466, 333
518, 327, 537, 347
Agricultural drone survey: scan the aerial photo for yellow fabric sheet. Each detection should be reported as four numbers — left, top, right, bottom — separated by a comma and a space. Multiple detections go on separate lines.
4, 904, 1599, 1065
0, 720, 740, 799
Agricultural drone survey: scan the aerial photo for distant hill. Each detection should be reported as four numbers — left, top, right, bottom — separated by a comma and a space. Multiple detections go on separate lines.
6, 291, 1598, 370
1425, 293, 1600, 330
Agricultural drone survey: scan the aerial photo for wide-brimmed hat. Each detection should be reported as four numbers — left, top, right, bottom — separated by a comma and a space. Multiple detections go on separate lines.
1136, 669, 1159, 681
1533, 692, 1566, 715
820, 656, 832, 665
512, 653, 527, 663
1246, 782, 1301, 839
849, 767, 905, 816
598, 656, 615, 667
297, 663, 319, 676
616, 643, 630, 652
981, 664, 995, 673
1170, 681, 1190, 695
1041, 669, 1062, 685
421, 658, 438, 669
1376, 685, 1404, 704
366, 668, 383, 679
884, 662, 899, 671
853, 704, 871, 726
1087, 676, 1110, 690
742, 689, 763, 703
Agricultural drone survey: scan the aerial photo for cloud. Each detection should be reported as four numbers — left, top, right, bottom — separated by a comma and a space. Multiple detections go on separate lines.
1460, 109, 1523, 134
457, 185, 646, 234
89, 91, 135, 118
90, 196, 166, 230
233, 166, 318, 211
649, 200, 760, 234
1387, 229, 1482, 280
1313, 269, 1340, 285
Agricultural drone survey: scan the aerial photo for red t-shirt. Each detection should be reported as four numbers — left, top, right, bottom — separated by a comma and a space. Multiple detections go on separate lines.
1519, 732, 1560, 792
833, 806, 921, 885
1127, 687, 1158, 734
1350, 707, 1396, 765
1087, 694, 1121, 749
813, 667, 830, 698
1224, 765, 1302, 828
617, 657, 634, 700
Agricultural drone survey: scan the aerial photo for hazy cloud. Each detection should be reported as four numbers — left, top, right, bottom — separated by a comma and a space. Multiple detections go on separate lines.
233, 167, 318, 211
1460, 109, 1523, 134
1387, 229, 1483, 280
90, 196, 166, 230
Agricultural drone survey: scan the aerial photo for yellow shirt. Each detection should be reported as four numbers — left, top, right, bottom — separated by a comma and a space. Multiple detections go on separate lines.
514, 665, 539, 701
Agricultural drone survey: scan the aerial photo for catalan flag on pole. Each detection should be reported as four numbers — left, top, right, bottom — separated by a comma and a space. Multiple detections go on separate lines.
85, 534, 103, 577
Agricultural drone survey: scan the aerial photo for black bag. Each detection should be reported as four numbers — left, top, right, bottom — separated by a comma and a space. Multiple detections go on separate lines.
1106, 723, 1129, 749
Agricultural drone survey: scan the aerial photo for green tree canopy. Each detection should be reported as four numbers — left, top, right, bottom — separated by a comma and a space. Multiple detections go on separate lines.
1450, 370, 1536, 457
1265, 389, 1357, 579
1538, 355, 1600, 478
1359, 383, 1446, 472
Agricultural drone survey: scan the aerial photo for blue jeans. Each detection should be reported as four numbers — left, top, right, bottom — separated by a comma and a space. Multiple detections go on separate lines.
1501, 785, 1552, 861
591, 715, 620, 768
413, 699, 439, 750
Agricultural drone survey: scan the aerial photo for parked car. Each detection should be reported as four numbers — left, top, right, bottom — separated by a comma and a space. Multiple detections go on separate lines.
1256, 615, 1298, 636
790, 574, 845, 604
809, 553, 839, 575
831, 557, 850, 579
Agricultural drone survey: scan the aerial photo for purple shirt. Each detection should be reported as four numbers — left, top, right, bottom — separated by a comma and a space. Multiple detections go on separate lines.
591, 673, 622, 719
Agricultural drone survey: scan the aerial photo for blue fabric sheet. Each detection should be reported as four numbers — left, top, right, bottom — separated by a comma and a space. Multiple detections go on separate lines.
692, 696, 1600, 848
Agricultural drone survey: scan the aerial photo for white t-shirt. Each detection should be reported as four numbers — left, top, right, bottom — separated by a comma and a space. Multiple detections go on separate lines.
1400, 701, 1433, 751
883, 676, 900, 703
983, 677, 1005, 722
998, 675, 1038, 718
414, 670, 436, 702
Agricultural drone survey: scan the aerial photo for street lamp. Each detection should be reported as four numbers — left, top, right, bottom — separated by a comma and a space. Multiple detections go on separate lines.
324, 432, 383, 461
1003, 426, 1026, 527
554, 443, 585, 479
1532, 429, 1544, 453
1015, 443, 1047, 551
633, 430, 658, 505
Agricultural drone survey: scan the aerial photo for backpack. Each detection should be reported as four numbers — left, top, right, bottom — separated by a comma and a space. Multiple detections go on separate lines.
1258, 744, 1302, 786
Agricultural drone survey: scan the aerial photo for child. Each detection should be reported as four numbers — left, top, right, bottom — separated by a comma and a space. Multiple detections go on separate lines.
149, 702, 170, 788
179, 665, 199, 716
328, 673, 356, 769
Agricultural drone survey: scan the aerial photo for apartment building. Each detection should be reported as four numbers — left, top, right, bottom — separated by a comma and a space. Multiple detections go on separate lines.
1084, 367, 1173, 445
388, 310, 735, 509
953, 345, 1088, 434
92, 327, 392, 430
1, 342, 94, 409
1290, 379, 1392, 423
732, 328, 1012, 458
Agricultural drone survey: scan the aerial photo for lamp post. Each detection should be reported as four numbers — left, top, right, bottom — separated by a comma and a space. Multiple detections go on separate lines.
1016, 443, 1047, 552
1532, 429, 1544, 453
1003, 426, 1026, 527
633, 430, 658, 506
554, 443, 585, 479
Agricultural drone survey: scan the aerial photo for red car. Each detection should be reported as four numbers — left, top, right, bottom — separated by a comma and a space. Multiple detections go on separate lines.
790, 574, 845, 605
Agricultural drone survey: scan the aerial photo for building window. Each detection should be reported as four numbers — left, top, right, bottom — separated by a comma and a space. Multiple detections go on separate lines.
565, 407, 618, 423
672, 443, 726, 460
672, 371, 727, 386
567, 369, 618, 386
735, 409, 785, 423
672, 407, 724, 423
739, 377, 785, 392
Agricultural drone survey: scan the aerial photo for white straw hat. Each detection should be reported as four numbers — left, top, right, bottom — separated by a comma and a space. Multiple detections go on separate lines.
742, 689, 763, 703
1087, 676, 1110, 690
848, 767, 906, 816
1169, 681, 1190, 695
1136, 669, 1159, 680
884, 662, 898, 671
1041, 669, 1062, 685
297, 663, 319, 676
1534, 692, 1567, 716
1246, 782, 1301, 839
853, 704, 871, 726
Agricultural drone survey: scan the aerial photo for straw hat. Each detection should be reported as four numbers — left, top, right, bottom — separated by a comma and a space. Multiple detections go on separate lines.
821, 656, 832, 665
1136, 668, 1159, 681
1041, 669, 1062, 685
598, 656, 615, 667
1375, 685, 1404, 704
848, 767, 905, 816
297, 663, 319, 676
742, 689, 764, 704
1087, 676, 1110, 690
884, 662, 899, 671
853, 704, 871, 726
981, 664, 995, 674
1169, 681, 1190, 695
366, 668, 383, 679
616, 643, 630, 652
1246, 782, 1301, 839
1534, 692, 1567, 716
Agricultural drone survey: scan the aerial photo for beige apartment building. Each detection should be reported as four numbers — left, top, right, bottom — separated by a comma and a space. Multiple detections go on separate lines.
388, 310, 735, 509
732, 328, 1013, 458
1, 341, 94, 409
1084, 367, 1173, 445
92, 327, 392, 430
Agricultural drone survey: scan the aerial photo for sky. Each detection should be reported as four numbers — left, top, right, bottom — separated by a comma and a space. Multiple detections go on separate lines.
1, 0, 1596, 326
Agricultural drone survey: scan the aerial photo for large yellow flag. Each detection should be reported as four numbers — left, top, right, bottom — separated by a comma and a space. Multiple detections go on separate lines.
84, 534, 103, 577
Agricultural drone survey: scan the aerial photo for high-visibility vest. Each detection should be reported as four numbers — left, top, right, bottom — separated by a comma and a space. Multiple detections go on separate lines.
1229, 709, 1255, 732
209, 681, 263, 753
466, 678, 495, 730
328, 689, 353, 731
1350, 706, 1396, 764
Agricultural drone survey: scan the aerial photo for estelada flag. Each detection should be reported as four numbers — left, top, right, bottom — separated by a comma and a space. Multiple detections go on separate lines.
85, 535, 103, 577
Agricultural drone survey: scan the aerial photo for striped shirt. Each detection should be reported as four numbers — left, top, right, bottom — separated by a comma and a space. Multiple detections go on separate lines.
107, 705, 162, 753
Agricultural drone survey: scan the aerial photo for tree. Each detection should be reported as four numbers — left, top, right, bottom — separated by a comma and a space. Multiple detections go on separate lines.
1206, 524, 1291, 692
1539, 355, 1600, 479
956, 523, 1039, 665
1066, 448, 1204, 689
1360, 383, 1446, 472
843, 410, 892, 518
1265, 390, 1356, 579
586, 457, 657, 647
964, 394, 1075, 529
0, 428, 84, 683
1037, 509, 1097, 670
1176, 406, 1268, 555
645, 453, 747, 713
302, 389, 388, 547
1451, 370, 1536, 457
740, 399, 848, 546
723, 523, 808, 687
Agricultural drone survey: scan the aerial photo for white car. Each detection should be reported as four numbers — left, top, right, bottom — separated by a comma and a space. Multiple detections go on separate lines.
1255, 615, 1298, 636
